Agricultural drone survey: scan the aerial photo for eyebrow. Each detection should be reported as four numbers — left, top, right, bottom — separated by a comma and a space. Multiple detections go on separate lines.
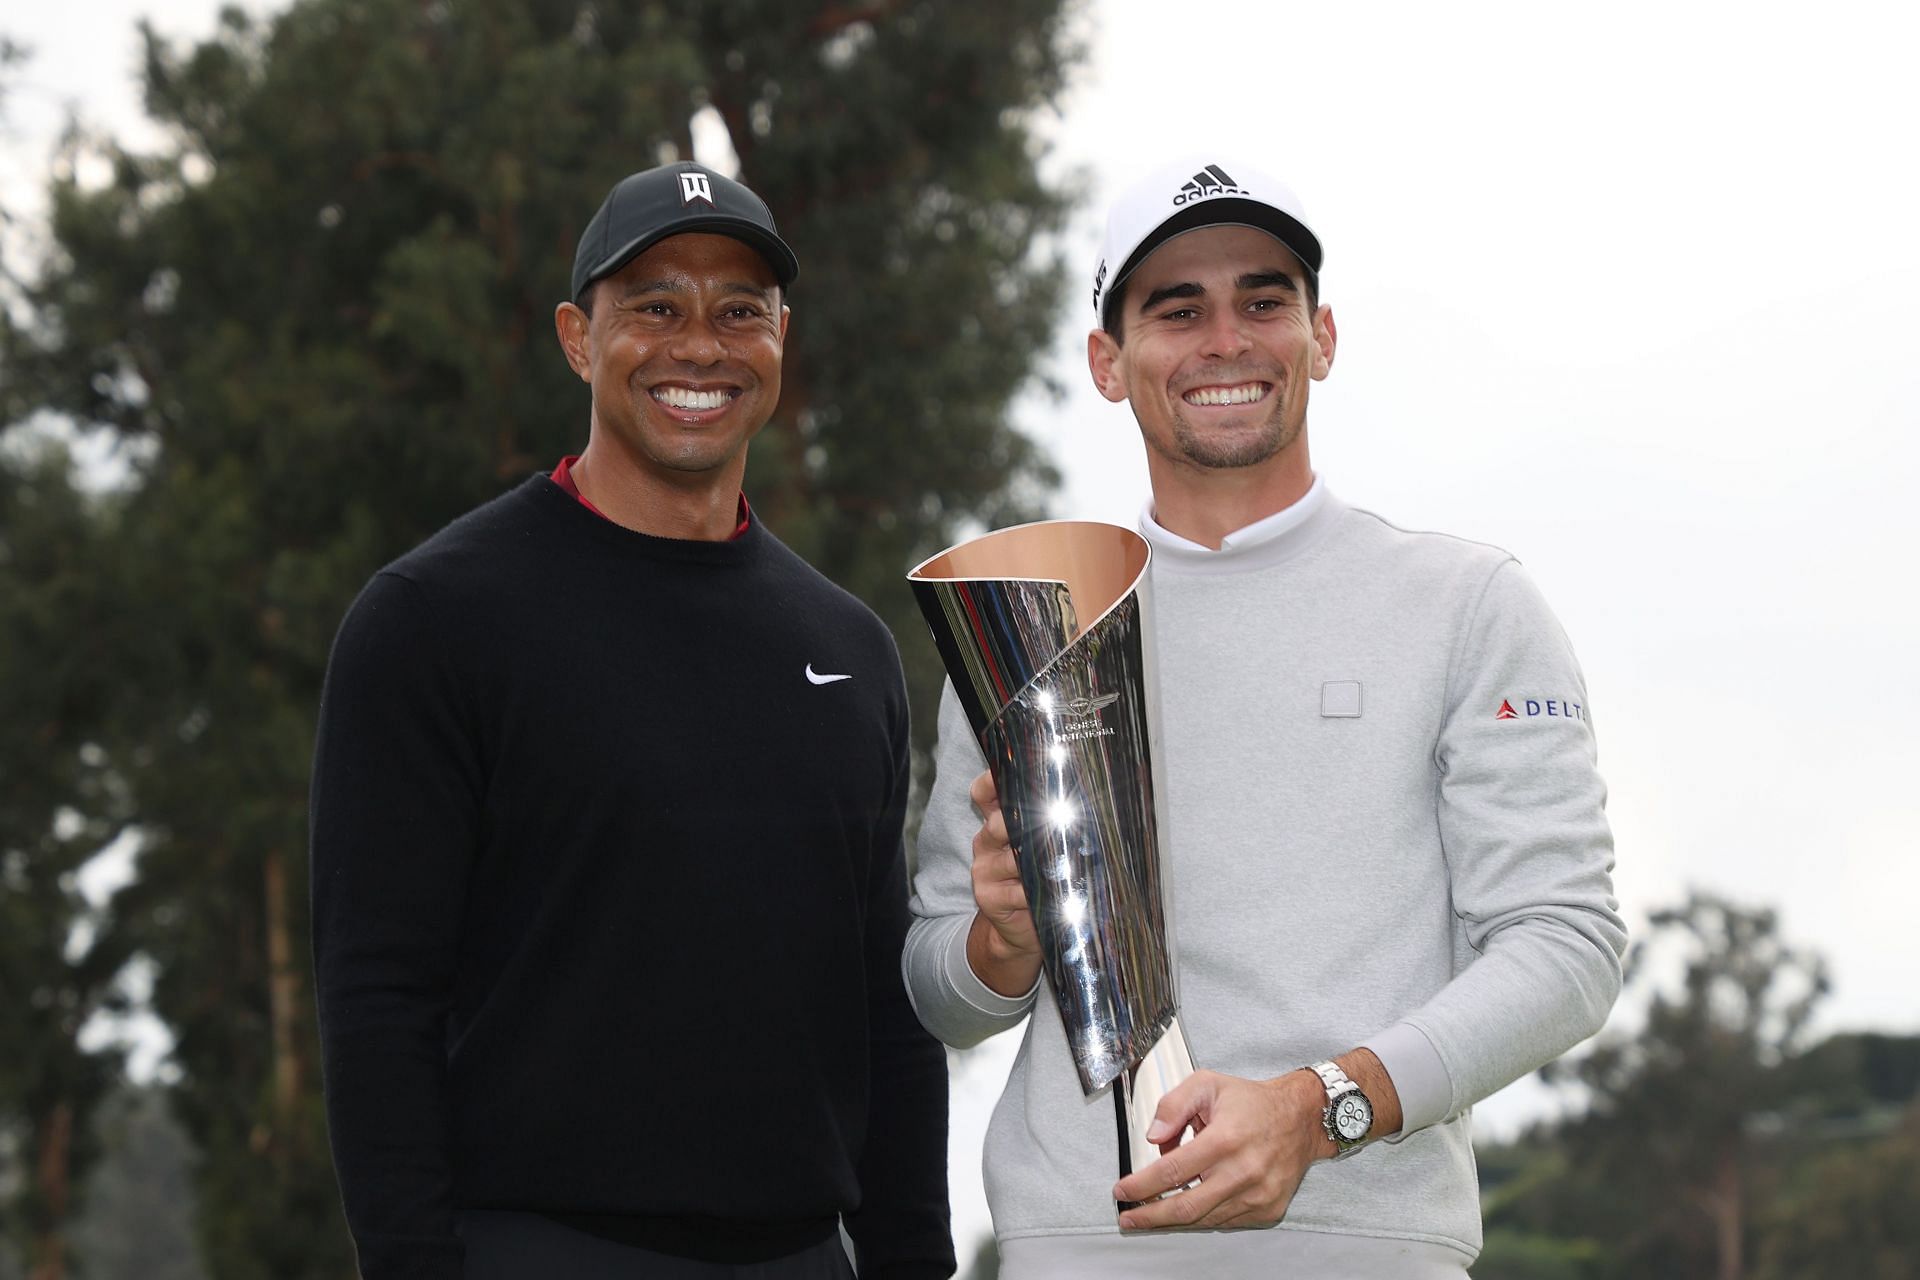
617, 278, 678, 300
1137, 271, 1300, 314
1236, 270, 1300, 294
616, 280, 775, 301
1138, 281, 1204, 313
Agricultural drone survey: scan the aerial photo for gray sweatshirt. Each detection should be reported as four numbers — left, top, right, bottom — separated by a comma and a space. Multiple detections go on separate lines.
903, 484, 1626, 1273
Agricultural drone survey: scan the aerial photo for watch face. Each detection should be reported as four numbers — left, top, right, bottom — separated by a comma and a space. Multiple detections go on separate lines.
1333, 1093, 1372, 1142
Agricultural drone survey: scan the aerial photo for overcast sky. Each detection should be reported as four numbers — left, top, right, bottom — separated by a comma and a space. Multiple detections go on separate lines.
6, 0, 1917, 1256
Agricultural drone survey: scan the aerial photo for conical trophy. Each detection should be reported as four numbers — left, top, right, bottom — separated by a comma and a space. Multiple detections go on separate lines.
909, 521, 1193, 1196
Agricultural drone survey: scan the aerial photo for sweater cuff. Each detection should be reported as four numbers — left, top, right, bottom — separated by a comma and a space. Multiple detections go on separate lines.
1362, 1021, 1453, 1139
944, 917, 1040, 1015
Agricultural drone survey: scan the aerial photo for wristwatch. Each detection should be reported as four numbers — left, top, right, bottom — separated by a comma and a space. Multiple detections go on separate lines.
1308, 1059, 1374, 1156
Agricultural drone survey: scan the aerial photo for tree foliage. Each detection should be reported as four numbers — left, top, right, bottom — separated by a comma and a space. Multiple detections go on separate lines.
0, 442, 138, 1280
1753, 1101, 1920, 1280
1539, 893, 1829, 1280
1477, 892, 1920, 1280
1, 1, 1080, 1273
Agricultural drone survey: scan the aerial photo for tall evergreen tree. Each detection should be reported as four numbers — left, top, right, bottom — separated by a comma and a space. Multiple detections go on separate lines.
1, 1, 1080, 1274
0, 443, 137, 1280
1504, 892, 1833, 1280
3, 39, 146, 1280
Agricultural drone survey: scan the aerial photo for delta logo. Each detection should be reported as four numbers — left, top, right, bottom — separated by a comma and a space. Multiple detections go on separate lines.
1496, 697, 1585, 722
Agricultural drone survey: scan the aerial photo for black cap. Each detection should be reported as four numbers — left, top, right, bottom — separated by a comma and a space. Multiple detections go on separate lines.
570, 162, 799, 302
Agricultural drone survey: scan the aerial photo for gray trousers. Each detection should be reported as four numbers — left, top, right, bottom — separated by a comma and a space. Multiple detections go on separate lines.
456, 1211, 856, 1280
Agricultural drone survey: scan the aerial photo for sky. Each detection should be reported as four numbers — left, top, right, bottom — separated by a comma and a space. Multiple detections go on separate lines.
5, 0, 1918, 1260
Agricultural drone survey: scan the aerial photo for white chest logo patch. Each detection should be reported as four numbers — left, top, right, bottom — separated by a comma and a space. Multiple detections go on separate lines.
805, 664, 852, 685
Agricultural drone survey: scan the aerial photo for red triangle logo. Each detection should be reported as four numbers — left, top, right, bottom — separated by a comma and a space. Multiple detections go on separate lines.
1496, 699, 1518, 720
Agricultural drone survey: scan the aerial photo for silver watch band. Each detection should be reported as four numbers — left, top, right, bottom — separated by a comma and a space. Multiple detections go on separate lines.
1310, 1059, 1356, 1100
1308, 1059, 1370, 1156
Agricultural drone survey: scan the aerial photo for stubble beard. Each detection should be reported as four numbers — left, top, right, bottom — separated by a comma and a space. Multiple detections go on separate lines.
616, 376, 764, 476
1162, 397, 1301, 470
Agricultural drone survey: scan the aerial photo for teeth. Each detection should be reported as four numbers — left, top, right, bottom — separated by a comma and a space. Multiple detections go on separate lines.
1183, 383, 1266, 406
653, 386, 731, 410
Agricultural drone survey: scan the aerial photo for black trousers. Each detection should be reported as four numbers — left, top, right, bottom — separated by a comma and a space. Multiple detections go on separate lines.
456, 1211, 856, 1280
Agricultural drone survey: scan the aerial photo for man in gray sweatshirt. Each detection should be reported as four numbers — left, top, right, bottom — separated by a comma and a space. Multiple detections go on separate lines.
902, 158, 1627, 1277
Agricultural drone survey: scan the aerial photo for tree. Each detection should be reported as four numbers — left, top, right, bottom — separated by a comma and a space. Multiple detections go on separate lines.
3, 41, 152, 1280
1754, 1101, 1920, 1280
0, 442, 138, 1280
1531, 891, 1831, 1280
1, 34, 32, 314
1, 1, 1080, 1273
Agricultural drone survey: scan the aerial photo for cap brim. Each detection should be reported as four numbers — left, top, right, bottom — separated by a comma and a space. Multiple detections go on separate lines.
1104, 198, 1321, 331
579, 216, 800, 299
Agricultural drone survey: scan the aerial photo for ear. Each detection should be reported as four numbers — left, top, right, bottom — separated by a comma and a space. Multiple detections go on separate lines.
555, 302, 592, 382
1311, 305, 1337, 381
1087, 329, 1129, 404
777, 303, 791, 345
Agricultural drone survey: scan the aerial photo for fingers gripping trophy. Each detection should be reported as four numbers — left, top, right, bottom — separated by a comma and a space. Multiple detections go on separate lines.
910, 521, 1195, 1202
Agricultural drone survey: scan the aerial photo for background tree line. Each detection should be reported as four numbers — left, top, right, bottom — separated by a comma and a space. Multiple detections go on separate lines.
2, 2, 1079, 1276
1470, 893, 1920, 1280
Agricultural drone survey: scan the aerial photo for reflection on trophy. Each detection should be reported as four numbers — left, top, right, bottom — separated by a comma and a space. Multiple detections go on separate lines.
909, 522, 1194, 1196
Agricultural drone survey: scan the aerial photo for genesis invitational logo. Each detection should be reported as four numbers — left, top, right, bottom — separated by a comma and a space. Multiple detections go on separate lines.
1042, 689, 1121, 744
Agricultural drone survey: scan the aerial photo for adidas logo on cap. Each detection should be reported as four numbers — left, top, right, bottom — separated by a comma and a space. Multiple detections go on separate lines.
1172, 164, 1247, 206
1092, 157, 1323, 325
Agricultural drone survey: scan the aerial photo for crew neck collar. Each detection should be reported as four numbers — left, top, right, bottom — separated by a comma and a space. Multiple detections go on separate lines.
1138, 476, 1341, 573
525, 474, 765, 563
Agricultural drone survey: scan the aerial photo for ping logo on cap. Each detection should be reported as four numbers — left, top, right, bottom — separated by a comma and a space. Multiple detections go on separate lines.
1091, 259, 1108, 311
1172, 164, 1246, 206
679, 172, 715, 206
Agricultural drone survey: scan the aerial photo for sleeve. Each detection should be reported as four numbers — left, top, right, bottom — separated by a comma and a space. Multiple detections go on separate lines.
900, 682, 1040, 1049
843, 657, 957, 1280
1363, 558, 1627, 1137
309, 572, 481, 1280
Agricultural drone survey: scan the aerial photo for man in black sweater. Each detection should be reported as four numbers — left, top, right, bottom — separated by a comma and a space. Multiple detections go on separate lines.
310, 162, 953, 1280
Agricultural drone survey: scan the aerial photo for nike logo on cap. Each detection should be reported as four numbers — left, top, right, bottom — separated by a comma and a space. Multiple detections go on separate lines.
805, 664, 852, 685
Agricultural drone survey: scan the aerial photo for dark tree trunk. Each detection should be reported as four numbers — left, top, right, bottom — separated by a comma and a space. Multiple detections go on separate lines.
26, 1098, 73, 1280
264, 848, 303, 1157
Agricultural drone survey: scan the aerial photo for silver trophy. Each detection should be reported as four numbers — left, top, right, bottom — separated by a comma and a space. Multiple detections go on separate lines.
910, 521, 1194, 1195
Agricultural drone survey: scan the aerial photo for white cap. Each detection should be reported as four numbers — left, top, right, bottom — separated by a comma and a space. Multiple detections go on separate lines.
1092, 158, 1322, 331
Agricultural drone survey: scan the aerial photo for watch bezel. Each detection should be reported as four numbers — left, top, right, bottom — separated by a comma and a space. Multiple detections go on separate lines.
1330, 1089, 1374, 1143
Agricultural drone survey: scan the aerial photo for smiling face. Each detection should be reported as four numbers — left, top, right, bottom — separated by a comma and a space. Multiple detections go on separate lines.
555, 232, 787, 494
1088, 224, 1334, 490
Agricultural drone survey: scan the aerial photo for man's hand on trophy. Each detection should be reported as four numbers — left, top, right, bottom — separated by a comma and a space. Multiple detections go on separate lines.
1111, 1068, 1329, 1230
964, 769, 1045, 999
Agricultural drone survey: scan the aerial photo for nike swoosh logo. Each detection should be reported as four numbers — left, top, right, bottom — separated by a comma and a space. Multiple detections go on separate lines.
805, 664, 852, 685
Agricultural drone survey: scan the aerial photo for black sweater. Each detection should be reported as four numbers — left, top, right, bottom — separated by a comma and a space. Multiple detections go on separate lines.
310, 477, 952, 1278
